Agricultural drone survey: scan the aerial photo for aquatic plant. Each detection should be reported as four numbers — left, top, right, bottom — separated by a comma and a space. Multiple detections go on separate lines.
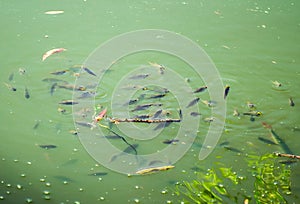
174, 153, 293, 203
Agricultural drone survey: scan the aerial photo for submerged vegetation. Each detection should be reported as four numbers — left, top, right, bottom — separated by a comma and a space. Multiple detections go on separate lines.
174, 153, 295, 203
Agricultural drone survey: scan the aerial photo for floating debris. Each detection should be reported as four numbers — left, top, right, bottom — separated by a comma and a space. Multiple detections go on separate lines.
3, 82, 16, 91
193, 86, 207, 93
59, 100, 78, 105
39, 145, 57, 149
83, 67, 97, 76
136, 165, 175, 175
44, 10, 64, 15
224, 85, 230, 99
186, 97, 200, 108
42, 48, 66, 61
289, 97, 295, 107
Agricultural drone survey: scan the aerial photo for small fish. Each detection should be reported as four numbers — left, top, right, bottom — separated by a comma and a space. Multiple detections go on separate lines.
147, 93, 166, 99
131, 103, 162, 112
19, 68, 26, 75
58, 84, 86, 91
109, 144, 138, 162
186, 97, 200, 108
33, 120, 41, 129
134, 114, 151, 119
148, 62, 165, 74
153, 109, 163, 118
247, 101, 256, 109
8, 73, 14, 81
39, 144, 57, 149
50, 70, 68, 75
223, 146, 242, 153
289, 97, 295, 107
53, 176, 73, 182
136, 165, 175, 175
75, 121, 95, 128
162, 139, 179, 144
178, 109, 182, 120
278, 160, 297, 165
42, 48, 66, 61
204, 117, 215, 123
243, 111, 262, 117
69, 130, 79, 135
77, 91, 96, 99
59, 100, 78, 105
201, 99, 216, 107
25, 87, 30, 99
224, 85, 230, 99
44, 10, 64, 15
50, 83, 57, 96
88, 172, 108, 176
101, 135, 122, 139
42, 78, 68, 84
4, 82, 17, 91
153, 122, 172, 131
129, 74, 149, 79
193, 86, 207, 93
57, 107, 66, 113
190, 112, 201, 117
83, 67, 97, 76
219, 141, 230, 147
258, 137, 278, 145
272, 80, 282, 87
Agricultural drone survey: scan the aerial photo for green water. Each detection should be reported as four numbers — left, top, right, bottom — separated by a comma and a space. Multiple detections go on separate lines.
1, 0, 299, 203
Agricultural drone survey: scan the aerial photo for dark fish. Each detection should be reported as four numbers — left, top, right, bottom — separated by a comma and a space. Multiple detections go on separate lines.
128, 99, 139, 105
8, 73, 14, 81
75, 121, 94, 128
39, 144, 57, 149
223, 146, 242, 153
83, 67, 97, 76
148, 160, 165, 166
60, 159, 79, 166
148, 93, 166, 99
279, 160, 298, 165
131, 103, 162, 112
42, 78, 68, 84
58, 84, 86, 91
101, 135, 123, 139
186, 98, 200, 108
129, 74, 149, 79
289, 97, 295, 107
50, 70, 68, 75
224, 85, 230, 99
25, 87, 30, 99
179, 109, 183, 120
153, 122, 172, 131
219, 141, 230, 147
190, 112, 201, 117
134, 114, 150, 119
88, 172, 108, 176
50, 82, 57, 96
4, 82, 17, 91
193, 86, 207, 93
53, 176, 73, 182
123, 144, 138, 154
163, 139, 179, 144
243, 111, 262, 116
258, 137, 278, 145
59, 100, 78, 105
153, 109, 163, 118
33, 120, 41, 129
77, 91, 96, 99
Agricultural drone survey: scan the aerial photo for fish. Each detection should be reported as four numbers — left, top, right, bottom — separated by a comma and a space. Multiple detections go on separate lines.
153, 122, 172, 131
152, 109, 163, 118
59, 100, 78, 105
162, 139, 179, 144
272, 80, 282, 87
100, 135, 123, 139
219, 141, 230, 147
69, 130, 79, 135
109, 144, 139, 162
33, 120, 41, 129
148, 62, 165, 74
50, 83, 57, 96
57, 107, 66, 113
4, 82, 17, 91
8, 73, 14, 81
131, 103, 162, 112
39, 144, 57, 149
53, 176, 73, 182
134, 114, 151, 119
19, 68, 26, 75
94, 108, 107, 122
83, 67, 97, 76
224, 85, 230, 99
278, 160, 298, 165
129, 74, 149, 79
58, 84, 86, 91
243, 111, 262, 117
25, 87, 30, 99
50, 70, 68, 75
88, 172, 108, 176
223, 146, 242, 153
75, 121, 95, 128
42, 78, 68, 84
289, 97, 295, 107
179, 109, 182, 120
42, 48, 66, 61
147, 93, 166, 99
190, 112, 201, 117
258, 137, 278, 145
233, 109, 240, 117
204, 117, 214, 123
128, 99, 139, 105
44, 10, 64, 15
136, 165, 175, 175
186, 97, 200, 108
262, 122, 293, 154
193, 86, 207, 93
77, 91, 96, 99
201, 99, 216, 107
247, 101, 256, 109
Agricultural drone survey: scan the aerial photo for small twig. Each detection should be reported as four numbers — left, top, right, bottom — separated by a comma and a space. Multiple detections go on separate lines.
274, 152, 300, 159
108, 118, 181, 123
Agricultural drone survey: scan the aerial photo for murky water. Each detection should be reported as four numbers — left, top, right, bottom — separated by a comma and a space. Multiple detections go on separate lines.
1, 1, 299, 203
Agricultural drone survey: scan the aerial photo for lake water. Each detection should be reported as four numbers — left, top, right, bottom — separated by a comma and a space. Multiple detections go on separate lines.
0, 1, 299, 203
